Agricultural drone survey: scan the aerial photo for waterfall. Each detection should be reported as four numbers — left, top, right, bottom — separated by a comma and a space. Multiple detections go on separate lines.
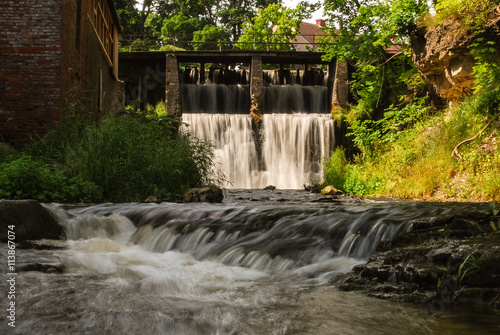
182, 114, 259, 189
61, 198, 422, 274
181, 84, 250, 114
180, 67, 334, 189
182, 113, 334, 189
260, 113, 334, 189
262, 85, 329, 113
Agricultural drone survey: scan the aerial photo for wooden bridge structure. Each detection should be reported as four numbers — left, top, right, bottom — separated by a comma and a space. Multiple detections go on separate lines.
118, 50, 349, 118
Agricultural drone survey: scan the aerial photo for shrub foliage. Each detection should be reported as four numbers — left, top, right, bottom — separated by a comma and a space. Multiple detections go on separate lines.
1, 108, 221, 203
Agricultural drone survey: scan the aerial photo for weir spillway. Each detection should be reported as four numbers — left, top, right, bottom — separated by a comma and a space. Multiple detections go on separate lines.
119, 51, 348, 189
119, 50, 349, 114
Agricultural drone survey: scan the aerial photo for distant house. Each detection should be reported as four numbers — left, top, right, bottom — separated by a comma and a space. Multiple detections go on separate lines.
293, 20, 327, 52
0, 0, 123, 146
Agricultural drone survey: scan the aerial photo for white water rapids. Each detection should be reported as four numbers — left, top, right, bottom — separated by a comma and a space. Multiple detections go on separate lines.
1, 193, 499, 334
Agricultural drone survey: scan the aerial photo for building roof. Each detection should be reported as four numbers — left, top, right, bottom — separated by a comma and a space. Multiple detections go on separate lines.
293, 22, 326, 51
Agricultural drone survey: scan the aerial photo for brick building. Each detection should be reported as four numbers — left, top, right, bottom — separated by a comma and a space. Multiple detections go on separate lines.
0, 0, 123, 146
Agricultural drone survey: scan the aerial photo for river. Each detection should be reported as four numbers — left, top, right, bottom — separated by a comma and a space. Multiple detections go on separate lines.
1, 190, 499, 334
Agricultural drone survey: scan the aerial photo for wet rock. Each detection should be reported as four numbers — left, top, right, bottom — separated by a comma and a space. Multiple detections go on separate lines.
312, 197, 341, 203
18, 263, 64, 274
144, 195, 158, 203
321, 185, 343, 195
264, 185, 276, 190
17, 239, 67, 250
463, 245, 500, 288
458, 288, 500, 310
0, 200, 65, 242
427, 246, 454, 265
303, 184, 321, 193
183, 186, 224, 203
337, 208, 500, 310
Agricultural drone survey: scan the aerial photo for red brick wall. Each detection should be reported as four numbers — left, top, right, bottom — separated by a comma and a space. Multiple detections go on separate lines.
0, 0, 63, 145
0, 0, 123, 146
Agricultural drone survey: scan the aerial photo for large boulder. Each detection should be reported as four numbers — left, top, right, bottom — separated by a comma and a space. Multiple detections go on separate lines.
0, 200, 65, 242
183, 186, 224, 203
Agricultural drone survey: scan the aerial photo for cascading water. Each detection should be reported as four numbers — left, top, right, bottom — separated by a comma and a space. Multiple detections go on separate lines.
182, 113, 334, 189
3, 193, 499, 334
181, 67, 334, 189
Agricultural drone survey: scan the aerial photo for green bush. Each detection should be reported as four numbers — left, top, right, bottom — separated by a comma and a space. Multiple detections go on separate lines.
322, 148, 382, 196
0, 155, 101, 202
47, 113, 219, 202
2, 109, 220, 203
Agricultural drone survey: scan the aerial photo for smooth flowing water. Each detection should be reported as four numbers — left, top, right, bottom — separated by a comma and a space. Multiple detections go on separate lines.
180, 72, 334, 189
182, 113, 334, 189
1, 190, 499, 334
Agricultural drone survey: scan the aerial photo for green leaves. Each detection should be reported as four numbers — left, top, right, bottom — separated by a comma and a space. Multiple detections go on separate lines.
458, 254, 479, 284
434, 0, 497, 28
489, 202, 500, 232
0, 155, 101, 203
236, 3, 318, 51
193, 25, 231, 51
1, 107, 220, 203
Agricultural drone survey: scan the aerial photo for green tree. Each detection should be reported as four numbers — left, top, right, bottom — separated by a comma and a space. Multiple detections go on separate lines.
193, 25, 232, 51
159, 0, 218, 49
114, 0, 141, 36
236, 2, 319, 51
217, 0, 278, 42
322, 0, 429, 154
114, 0, 161, 49
161, 12, 210, 49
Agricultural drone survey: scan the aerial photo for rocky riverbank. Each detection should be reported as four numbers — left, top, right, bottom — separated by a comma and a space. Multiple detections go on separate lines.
337, 203, 500, 311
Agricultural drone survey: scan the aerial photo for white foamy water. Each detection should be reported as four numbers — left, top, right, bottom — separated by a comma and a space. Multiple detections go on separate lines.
2, 198, 499, 334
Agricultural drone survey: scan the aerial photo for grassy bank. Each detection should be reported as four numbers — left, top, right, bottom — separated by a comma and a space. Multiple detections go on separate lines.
0, 107, 221, 203
322, 95, 500, 202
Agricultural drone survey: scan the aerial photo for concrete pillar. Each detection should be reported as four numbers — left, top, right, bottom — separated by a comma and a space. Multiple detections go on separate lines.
331, 59, 349, 109
165, 54, 181, 117
327, 61, 336, 106
250, 56, 263, 122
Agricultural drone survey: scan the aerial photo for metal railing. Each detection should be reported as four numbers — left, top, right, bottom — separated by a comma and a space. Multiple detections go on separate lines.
120, 34, 333, 53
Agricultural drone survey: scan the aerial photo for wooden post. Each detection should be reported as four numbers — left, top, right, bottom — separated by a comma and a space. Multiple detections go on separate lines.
327, 61, 336, 108
200, 63, 205, 84
113, 26, 119, 79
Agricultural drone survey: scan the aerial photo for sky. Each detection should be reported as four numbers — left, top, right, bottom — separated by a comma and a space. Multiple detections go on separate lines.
282, 0, 325, 23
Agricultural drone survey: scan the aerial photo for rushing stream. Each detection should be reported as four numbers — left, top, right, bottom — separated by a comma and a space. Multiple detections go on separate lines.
1, 190, 499, 334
